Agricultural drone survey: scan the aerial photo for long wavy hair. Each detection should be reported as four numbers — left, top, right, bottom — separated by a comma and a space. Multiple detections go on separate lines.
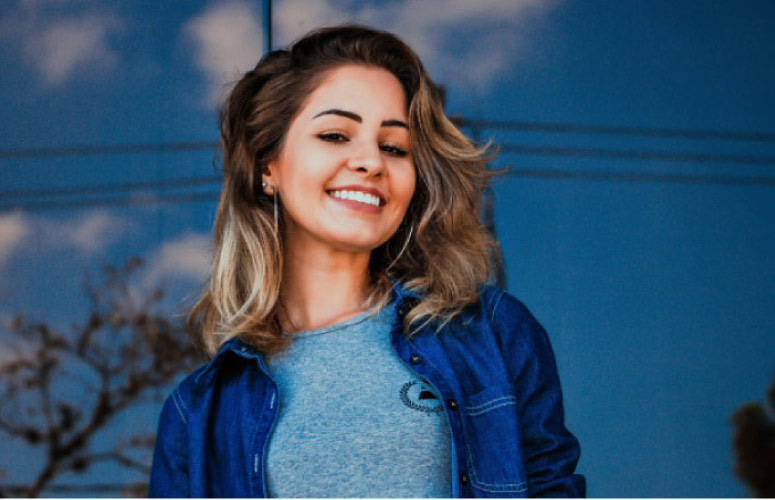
186, 24, 500, 357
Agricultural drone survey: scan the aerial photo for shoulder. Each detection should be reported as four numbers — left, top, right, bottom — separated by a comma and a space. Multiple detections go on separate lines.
456, 285, 557, 369
161, 337, 269, 418
476, 285, 528, 319
151, 363, 221, 496
476, 284, 540, 321
474, 285, 550, 343
423, 285, 551, 358
158, 363, 211, 427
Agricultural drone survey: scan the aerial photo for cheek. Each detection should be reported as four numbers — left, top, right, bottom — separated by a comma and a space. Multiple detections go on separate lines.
280, 160, 326, 202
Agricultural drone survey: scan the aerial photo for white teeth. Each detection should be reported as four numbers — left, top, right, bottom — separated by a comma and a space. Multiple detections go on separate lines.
330, 190, 381, 207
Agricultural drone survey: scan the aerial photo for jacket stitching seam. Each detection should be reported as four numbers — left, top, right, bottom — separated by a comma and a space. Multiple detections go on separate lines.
466, 400, 517, 416
405, 336, 447, 384
490, 289, 505, 323
246, 387, 266, 498
176, 389, 189, 412
248, 418, 258, 498
464, 395, 516, 412
465, 398, 517, 416
465, 434, 527, 491
172, 389, 187, 425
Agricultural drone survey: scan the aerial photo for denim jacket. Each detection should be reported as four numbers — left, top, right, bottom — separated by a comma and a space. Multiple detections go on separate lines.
149, 283, 585, 497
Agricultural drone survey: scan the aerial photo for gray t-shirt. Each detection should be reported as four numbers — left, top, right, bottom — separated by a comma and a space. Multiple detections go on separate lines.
265, 300, 452, 498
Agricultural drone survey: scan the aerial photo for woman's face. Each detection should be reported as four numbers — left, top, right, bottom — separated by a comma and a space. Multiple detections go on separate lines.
264, 65, 416, 255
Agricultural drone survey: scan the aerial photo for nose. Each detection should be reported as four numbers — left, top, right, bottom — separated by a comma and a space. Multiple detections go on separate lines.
346, 142, 384, 176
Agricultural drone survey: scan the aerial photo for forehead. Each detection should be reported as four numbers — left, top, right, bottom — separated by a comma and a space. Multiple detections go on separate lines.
299, 65, 408, 118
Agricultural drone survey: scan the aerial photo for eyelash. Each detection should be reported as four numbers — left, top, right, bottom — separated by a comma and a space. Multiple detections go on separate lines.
317, 132, 408, 158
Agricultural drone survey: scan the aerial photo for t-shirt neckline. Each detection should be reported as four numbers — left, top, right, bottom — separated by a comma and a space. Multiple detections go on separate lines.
287, 303, 384, 339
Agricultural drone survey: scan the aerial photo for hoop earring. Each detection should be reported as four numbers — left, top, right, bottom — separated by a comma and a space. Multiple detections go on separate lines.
262, 182, 278, 233
273, 188, 278, 233
386, 223, 414, 273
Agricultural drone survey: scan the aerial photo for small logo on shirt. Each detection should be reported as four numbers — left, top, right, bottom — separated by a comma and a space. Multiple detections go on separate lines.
400, 380, 443, 414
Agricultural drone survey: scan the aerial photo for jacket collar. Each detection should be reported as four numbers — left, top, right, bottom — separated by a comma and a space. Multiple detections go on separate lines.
195, 278, 422, 384
194, 336, 262, 383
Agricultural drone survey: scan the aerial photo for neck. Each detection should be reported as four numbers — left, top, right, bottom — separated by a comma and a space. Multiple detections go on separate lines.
279, 234, 373, 333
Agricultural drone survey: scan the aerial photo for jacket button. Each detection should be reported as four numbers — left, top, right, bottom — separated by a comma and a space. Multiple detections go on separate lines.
460, 472, 469, 484
409, 354, 422, 364
447, 399, 459, 410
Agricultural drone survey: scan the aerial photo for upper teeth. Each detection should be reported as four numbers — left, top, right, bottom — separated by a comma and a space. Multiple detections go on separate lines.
331, 190, 382, 207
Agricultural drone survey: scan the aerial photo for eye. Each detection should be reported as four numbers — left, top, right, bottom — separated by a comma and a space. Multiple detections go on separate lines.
317, 132, 348, 143
380, 143, 409, 157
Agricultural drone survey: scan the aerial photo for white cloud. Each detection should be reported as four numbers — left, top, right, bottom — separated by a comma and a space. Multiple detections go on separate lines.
183, 0, 264, 105
184, 0, 554, 105
0, 209, 134, 293
0, 2, 123, 87
0, 209, 132, 264
49, 211, 131, 254
0, 212, 30, 270
143, 232, 213, 287
26, 15, 121, 87
271, 0, 558, 91
273, 0, 351, 42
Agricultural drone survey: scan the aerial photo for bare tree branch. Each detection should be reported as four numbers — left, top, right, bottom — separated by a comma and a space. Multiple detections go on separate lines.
0, 256, 203, 497
67, 451, 152, 476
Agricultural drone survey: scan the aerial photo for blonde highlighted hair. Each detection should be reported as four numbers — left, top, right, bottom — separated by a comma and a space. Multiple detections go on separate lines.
186, 24, 501, 357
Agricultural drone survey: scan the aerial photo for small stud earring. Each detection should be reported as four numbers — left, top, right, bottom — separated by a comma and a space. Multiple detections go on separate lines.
262, 181, 268, 189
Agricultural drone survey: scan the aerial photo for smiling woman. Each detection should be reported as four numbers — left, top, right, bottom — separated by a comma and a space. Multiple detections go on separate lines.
148, 24, 585, 498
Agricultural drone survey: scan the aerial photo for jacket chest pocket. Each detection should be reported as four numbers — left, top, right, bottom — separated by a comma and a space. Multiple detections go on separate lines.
461, 383, 528, 496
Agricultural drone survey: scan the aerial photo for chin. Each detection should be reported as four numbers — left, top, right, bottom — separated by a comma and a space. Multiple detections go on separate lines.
331, 234, 385, 253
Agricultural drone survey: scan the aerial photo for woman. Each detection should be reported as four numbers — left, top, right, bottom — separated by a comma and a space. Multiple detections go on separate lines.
150, 24, 584, 498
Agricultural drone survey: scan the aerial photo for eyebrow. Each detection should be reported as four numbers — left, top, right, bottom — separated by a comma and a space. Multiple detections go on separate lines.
312, 108, 409, 130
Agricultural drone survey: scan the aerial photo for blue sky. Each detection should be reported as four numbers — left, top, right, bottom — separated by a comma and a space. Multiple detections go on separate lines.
1, 0, 774, 496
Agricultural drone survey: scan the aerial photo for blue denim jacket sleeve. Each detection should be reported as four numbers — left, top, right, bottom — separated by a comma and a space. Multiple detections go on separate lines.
491, 290, 585, 497
148, 389, 190, 497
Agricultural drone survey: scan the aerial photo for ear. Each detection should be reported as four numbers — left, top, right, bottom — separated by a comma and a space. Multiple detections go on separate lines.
261, 161, 277, 195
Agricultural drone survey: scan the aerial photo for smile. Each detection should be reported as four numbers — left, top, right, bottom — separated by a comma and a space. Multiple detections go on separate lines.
327, 189, 385, 214
331, 189, 381, 207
